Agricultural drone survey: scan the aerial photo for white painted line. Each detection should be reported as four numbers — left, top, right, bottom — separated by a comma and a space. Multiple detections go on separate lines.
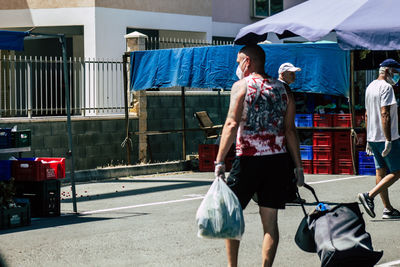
80, 196, 204, 215
376, 259, 400, 266
308, 175, 369, 185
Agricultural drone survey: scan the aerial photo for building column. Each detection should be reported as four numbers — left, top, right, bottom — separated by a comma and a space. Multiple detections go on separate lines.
125, 31, 148, 163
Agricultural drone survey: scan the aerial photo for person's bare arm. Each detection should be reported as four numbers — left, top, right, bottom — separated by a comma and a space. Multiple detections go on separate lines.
381, 105, 392, 141
284, 92, 302, 168
215, 80, 246, 163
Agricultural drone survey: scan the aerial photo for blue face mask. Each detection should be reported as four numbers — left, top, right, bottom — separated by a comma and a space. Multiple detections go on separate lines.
393, 73, 400, 84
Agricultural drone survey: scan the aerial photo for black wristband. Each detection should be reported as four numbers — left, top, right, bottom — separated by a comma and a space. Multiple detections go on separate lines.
214, 161, 225, 166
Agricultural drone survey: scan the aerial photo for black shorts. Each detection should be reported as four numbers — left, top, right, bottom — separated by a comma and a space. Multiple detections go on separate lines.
227, 153, 292, 210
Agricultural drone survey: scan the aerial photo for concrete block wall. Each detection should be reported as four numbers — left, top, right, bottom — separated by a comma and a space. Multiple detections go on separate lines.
0, 116, 138, 171
146, 91, 230, 162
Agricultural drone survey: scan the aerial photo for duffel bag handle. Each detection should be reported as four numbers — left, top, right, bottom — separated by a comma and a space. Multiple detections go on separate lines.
296, 183, 320, 216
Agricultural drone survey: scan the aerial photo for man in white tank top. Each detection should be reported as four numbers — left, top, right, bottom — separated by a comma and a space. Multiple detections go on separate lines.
214, 45, 303, 267
358, 58, 400, 219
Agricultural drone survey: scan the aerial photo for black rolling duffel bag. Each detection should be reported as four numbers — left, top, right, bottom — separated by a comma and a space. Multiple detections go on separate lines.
294, 184, 383, 267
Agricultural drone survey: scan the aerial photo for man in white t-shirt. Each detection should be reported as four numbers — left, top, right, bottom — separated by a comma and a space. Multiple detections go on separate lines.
358, 58, 400, 219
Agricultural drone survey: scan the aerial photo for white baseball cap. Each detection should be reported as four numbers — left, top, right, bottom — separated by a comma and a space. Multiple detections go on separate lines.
278, 63, 301, 74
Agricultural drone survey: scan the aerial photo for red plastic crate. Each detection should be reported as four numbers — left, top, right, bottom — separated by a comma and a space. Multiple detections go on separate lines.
334, 147, 352, 160
313, 160, 333, 174
302, 160, 313, 174
333, 114, 351, 127
36, 158, 66, 179
12, 160, 56, 182
334, 160, 354, 174
199, 158, 214, 172
12, 158, 65, 182
198, 144, 219, 160
313, 132, 333, 147
313, 114, 333, 127
313, 147, 333, 161
334, 131, 351, 144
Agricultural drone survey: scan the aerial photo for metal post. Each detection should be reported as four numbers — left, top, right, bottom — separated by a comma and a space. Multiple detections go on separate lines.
60, 35, 77, 213
123, 53, 131, 164
350, 51, 357, 174
181, 86, 186, 160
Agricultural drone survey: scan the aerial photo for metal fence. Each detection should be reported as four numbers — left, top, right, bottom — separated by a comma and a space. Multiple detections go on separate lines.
145, 37, 234, 50
0, 55, 125, 117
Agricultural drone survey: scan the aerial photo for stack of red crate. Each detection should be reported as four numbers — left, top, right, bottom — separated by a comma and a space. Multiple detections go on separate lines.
334, 132, 354, 174
313, 131, 334, 174
198, 144, 235, 172
198, 144, 219, 172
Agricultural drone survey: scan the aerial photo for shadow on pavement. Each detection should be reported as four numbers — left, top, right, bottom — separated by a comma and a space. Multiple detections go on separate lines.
0, 212, 148, 235
61, 180, 212, 204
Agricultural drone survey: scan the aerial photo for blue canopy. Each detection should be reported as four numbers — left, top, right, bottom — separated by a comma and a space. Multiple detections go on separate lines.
0, 30, 29, 51
235, 0, 400, 51
130, 43, 350, 97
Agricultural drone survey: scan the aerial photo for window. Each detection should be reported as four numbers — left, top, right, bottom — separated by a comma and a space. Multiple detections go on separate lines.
252, 0, 283, 18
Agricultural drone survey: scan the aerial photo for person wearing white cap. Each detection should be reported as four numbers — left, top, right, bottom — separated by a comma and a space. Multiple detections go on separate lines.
277, 63, 305, 205
358, 58, 400, 219
278, 62, 301, 86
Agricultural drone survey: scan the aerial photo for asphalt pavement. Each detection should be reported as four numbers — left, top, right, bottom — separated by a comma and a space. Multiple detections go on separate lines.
1, 172, 400, 267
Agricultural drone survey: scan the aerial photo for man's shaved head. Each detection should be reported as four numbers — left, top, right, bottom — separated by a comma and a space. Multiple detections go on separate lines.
239, 45, 265, 70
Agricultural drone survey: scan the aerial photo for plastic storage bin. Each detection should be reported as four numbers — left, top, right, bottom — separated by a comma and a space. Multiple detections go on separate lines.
313, 147, 333, 161
0, 202, 31, 229
358, 151, 375, 164
295, 114, 313, 127
313, 132, 333, 147
335, 159, 354, 174
14, 179, 61, 217
313, 114, 333, 127
12, 130, 31, 148
300, 145, 313, 160
0, 160, 12, 181
359, 163, 376, 175
12, 158, 65, 181
333, 114, 351, 127
0, 128, 12, 148
313, 160, 333, 174
302, 160, 313, 174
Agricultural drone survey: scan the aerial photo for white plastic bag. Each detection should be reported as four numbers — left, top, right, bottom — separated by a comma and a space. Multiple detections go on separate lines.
196, 178, 245, 240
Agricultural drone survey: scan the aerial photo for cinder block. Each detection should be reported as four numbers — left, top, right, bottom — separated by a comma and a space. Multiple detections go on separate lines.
51, 122, 66, 135
71, 121, 86, 134
44, 135, 67, 148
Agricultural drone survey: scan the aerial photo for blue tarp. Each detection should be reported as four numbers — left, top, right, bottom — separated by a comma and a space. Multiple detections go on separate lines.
0, 30, 29, 51
130, 43, 350, 97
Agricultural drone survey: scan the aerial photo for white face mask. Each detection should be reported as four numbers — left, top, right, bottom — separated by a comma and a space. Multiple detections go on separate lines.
236, 59, 246, 80
386, 69, 396, 85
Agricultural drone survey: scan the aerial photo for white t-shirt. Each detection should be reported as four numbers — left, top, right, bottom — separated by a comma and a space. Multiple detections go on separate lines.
365, 79, 399, 142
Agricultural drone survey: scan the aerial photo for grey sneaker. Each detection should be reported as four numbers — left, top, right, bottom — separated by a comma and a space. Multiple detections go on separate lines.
358, 192, 376, 218
382, 208, 400, 219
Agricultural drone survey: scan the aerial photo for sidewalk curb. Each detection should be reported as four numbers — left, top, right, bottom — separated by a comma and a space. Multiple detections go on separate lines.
62, 160, 192, 184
